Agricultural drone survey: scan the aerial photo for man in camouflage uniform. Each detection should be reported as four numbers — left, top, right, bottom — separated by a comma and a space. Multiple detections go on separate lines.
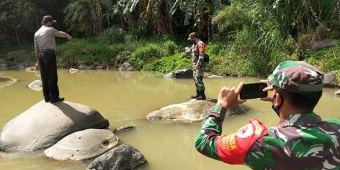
188, 32, 206, 100
195, 60, 340, 169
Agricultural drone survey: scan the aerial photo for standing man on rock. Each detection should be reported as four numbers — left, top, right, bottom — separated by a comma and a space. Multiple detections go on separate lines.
188, 32, 206, 100
34, 15, 72, 103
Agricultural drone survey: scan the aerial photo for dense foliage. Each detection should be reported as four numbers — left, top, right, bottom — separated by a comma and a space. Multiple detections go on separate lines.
1, 0, 339, 77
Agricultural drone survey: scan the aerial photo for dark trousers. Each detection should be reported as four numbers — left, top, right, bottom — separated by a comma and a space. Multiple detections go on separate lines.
38, 49, 60, 100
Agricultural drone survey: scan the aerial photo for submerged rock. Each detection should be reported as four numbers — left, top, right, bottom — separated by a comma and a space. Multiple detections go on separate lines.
44, 129, 119, 161
0, 76, 17, 88
0, 101, 109, 151
87, 144, 146, 170
28, 79, 42, 91
146, 99, 249, 122
69, 68, 79, 74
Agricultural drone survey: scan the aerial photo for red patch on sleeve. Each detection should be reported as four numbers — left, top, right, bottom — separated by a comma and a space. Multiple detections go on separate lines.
216, 119, 268, 164
197, 42, 205, 53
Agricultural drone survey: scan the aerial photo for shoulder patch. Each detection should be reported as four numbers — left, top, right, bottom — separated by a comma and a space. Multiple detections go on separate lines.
216, 119, 268, 164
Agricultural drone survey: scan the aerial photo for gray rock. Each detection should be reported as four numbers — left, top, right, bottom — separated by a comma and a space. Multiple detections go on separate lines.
118, 62, 133, 72
25, 66, 36, 72
174, 69, 193, 78
0, 101, 109, 151
69, 68, 79, 74
44, 129, 119, 161
86, 144, 146, 170
96, 65, 105, 70
310, 39, 337, 50
324, 72, 337, 87
335, 89, 340, 96
208, 74, 224, 78
146, 99, 248, 122
163, 72, 176, 79
0, 76, 17, 88
79, 64, 88, 70
28, 79, 42, 91
164, 69, 193, 79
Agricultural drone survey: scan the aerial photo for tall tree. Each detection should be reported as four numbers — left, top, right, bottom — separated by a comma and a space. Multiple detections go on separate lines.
0, 0, 37, 46
64, 0, 111, 36
112, 0, 225, 40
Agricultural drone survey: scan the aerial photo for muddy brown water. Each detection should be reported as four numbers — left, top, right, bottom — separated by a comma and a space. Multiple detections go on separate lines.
0, 70, 339, 170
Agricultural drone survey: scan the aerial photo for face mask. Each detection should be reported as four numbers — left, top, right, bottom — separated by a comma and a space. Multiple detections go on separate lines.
271, 94, 283, 117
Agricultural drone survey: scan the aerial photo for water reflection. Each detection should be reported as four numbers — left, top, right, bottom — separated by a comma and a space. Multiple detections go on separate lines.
0, 70, 339, 170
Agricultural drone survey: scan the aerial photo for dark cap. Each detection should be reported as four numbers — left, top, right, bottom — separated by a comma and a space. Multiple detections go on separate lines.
267, 61, 324, 93
42, 15, 57, 24
187, 32, 197, 40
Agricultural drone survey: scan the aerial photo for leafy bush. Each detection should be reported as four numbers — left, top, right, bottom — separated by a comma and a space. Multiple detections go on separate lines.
128, 40, 179, 70
212, 2, 248, 41
142, 54, 191, 73
305, 45, 340, 73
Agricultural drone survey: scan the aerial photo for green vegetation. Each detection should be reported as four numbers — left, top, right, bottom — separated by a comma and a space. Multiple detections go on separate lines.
56, 30, 189, 72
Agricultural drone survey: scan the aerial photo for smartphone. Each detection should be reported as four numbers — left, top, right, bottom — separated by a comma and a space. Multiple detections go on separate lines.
240, 83, 268, 99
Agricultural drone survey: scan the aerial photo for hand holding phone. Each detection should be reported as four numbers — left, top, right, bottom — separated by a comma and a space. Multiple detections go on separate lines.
240, 83, 268, 99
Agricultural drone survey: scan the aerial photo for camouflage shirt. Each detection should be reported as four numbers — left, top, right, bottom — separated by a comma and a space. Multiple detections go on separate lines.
195, 104, 340, 170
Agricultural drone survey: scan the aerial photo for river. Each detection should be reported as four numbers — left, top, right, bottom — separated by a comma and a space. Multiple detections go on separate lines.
0, 70, 339, 170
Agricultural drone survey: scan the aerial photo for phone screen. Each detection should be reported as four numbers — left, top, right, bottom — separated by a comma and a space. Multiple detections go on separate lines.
240, 83, 268, 99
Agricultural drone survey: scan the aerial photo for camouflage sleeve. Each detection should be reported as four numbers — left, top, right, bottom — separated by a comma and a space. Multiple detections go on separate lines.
195, 104, 268, 164
195, 104, 226, 161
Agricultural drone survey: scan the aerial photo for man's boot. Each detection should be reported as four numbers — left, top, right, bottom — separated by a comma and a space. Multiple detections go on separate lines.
50, 96, 65, 103
196, 90, 206, 100
191, 90, 199, 99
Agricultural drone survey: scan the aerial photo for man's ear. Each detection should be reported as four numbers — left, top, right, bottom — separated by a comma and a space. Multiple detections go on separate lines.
272, 89, 282, 107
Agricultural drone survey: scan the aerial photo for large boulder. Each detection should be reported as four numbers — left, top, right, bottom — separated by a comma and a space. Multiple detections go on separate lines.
146, 99, 249, 123
86, 143, 146, 170
44, 129, 119, 161
0, 101, 109, 151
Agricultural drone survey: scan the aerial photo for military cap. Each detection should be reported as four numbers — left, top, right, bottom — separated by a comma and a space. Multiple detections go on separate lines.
42, 15, 57, 24
267, 61, 324, 93
188, 32, 198, 40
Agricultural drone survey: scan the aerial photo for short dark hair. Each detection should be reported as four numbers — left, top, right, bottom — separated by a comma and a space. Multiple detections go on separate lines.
275, 87, 322, 112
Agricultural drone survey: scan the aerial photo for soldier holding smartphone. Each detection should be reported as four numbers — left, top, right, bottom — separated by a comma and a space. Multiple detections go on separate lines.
195, 60, 340, 169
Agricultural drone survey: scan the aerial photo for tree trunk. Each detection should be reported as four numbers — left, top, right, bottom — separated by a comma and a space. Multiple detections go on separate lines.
15, 29, 21, 46
95, 0, 103, 34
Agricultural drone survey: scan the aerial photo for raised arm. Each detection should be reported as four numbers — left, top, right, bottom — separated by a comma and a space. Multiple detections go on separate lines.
195, 82, 268, 164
